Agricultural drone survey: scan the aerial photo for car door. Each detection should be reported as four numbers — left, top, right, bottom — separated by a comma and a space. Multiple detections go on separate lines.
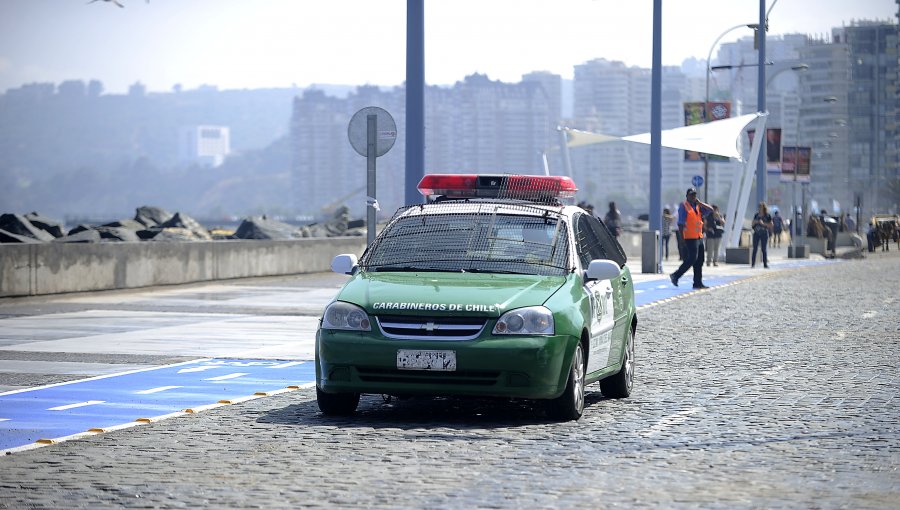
574, 213, 617, 374
580, 214, 631, 366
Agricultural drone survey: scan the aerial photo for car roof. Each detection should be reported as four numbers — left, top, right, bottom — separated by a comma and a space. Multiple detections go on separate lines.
393, 199, 579, 220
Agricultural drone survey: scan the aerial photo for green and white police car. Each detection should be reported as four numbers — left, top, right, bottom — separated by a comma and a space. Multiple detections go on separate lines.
316, 174, 636, 421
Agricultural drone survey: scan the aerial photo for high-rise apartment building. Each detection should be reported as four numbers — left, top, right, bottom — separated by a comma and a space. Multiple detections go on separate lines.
522, 71, 562, 136
836, 21, 899, 216
797, 35, 852, 216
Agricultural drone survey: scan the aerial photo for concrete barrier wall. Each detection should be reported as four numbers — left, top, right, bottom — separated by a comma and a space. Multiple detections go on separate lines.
1, 233, 646, 298
0, 237, 368, 298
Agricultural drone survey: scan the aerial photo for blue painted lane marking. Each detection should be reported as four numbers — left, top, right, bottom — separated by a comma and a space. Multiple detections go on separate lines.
634, 275, 744, 307
634, 258, 840, 307
0, 358, 316, 452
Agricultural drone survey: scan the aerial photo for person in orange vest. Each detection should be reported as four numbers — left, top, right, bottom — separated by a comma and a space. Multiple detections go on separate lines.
670, 188, 714, 289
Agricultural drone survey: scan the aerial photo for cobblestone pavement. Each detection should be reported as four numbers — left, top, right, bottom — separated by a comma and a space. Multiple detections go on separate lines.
1, 252, 898, 509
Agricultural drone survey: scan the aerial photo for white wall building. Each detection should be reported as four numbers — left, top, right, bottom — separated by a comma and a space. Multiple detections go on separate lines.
179, 125, 230, 167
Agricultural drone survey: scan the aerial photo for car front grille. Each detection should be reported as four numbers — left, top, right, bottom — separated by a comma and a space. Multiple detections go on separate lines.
376, 315, 488, 341
356, 367, 500, 386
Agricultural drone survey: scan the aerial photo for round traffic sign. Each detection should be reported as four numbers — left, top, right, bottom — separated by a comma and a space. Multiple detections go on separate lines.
348, 106, 397, 157
692, 175, 704, 187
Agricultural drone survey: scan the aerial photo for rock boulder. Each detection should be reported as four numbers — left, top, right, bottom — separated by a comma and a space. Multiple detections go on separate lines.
149, 227, 207, 242
24, 212, 65, 238
0, 228, 43, 243
0, 213, 54, 242
96, 226, 140, 242
134, 206, 174, 228
234, 216, 302, 240
159, 213, 211, 240
103, 219, 146, 231
53, 229, 102, 243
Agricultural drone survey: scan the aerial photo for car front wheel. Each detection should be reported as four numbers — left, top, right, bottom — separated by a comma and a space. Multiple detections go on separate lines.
316, 387, 360, 416
547, 341, 585, 421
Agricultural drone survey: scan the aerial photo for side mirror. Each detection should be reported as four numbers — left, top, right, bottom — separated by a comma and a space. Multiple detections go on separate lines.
585, 259, 620, 281
331, 254, 358, 275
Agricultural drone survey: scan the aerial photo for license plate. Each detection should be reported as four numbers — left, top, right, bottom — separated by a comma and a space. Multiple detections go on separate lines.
396, 349, 457, 371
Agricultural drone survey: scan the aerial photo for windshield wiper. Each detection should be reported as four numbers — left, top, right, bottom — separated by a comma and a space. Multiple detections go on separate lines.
371, 266, 422, 272
462, 268, 528, 275
371, 266, 462, 273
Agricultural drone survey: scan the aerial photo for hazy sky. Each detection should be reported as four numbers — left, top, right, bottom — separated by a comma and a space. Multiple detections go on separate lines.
0, 0, 895, 94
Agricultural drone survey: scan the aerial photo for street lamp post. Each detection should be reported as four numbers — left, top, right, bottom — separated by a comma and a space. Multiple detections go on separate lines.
756, 0, 767, 208
765, 63, 810, 247
703, 23, 759, 201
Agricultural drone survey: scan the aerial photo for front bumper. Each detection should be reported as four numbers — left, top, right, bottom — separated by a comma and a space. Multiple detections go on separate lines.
316, 328, 577, 400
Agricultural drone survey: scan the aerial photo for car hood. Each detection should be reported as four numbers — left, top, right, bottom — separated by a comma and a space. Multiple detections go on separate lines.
336, 271, 568, 318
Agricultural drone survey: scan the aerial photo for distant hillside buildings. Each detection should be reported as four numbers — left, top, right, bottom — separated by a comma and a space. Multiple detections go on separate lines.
1, 19, 896, 222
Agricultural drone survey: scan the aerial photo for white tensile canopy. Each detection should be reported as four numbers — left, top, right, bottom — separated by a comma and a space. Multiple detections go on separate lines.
619, 113, 761, 161
560, 112, 769, 257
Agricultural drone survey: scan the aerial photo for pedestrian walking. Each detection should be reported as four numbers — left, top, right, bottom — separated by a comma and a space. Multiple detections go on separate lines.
704, 204, 724, 267
661, 207, 675, 261
771, 211, 784, 247
844, 213, 856, 233
751, 202, 774, 268
604, 202, 622, 238
670, 188, 714, 289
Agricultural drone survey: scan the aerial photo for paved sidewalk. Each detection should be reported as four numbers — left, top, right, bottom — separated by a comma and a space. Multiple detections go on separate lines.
626, 240, 853, 286
1, 251, 896, 509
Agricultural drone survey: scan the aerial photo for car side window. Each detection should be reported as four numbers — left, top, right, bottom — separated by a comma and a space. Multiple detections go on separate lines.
574, 213, 606, 268
575, 213, 627, 268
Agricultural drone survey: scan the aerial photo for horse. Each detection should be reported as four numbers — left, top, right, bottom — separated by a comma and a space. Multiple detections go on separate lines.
874, 219, 899, 251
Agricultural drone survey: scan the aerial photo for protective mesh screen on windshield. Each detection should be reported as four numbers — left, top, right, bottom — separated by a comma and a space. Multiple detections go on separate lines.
361, 202, 571, 276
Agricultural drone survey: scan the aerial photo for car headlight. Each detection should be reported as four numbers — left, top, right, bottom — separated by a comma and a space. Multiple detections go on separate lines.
322, 301, 371, 331
492, 306, 554, 335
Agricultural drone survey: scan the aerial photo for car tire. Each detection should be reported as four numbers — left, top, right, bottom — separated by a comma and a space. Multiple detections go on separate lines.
316, 387, 360, 416
600, 326, 634, 398
547, 341, 585, 421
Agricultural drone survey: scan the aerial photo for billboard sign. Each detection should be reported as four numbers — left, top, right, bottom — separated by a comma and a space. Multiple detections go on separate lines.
747, 128, 783, 173
796, 146, 811, 183
683, 101, 731, 162
780, 145, 811, 183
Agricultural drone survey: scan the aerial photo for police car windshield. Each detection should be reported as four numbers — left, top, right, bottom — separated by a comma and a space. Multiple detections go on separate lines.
361, 205, 571, 276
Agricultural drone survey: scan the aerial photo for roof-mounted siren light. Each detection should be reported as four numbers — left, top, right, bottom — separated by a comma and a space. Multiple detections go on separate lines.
417, 174, 578, 201
416, 174, 479, 198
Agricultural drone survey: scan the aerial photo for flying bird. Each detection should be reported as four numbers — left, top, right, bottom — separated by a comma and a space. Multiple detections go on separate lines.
87, 0, 149, 7
87, 0, 125, 6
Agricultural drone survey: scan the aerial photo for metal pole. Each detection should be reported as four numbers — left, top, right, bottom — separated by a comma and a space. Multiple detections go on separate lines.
801, 183, 807, 235
792, 180, 798, 241
405, 0, 425, 205
650, 0, 662, 273
704, 55, 711, 201
367, 115, 377, 246
792, 100, 801, 245
755, 0, 767, 206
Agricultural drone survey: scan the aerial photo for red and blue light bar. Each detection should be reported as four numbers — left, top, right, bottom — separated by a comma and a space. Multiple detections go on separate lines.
417, 174, 578, 201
